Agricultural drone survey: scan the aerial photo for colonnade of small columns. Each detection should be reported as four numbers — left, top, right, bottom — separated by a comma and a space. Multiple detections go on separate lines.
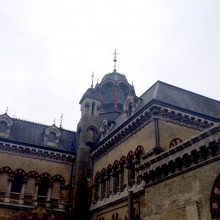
3, 178, 53, 206
92, 151, 144, 203
0, 167, 66, 209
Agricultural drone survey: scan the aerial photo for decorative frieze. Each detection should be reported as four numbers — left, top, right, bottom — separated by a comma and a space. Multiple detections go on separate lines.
91, 104, 215, 162
0, 141, 75, 164
140, 124, 220, 187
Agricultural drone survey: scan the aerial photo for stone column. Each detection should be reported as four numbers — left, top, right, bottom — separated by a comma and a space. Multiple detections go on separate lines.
98, 180, 102, 201
128, 191, 134, 220
4, 177, 13, 203
150, 106, 164, 154
133, 159, 139, 185
110, 172, 116, 195
104, 176, 110, 198
118, 168, 124, 192
33, 181, 40, 206
18, 180, 27, 204
124, 164, 130, 188
46, 183, 53, 207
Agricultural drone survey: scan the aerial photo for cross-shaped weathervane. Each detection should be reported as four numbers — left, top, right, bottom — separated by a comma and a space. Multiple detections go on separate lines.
113, 49, 119, 72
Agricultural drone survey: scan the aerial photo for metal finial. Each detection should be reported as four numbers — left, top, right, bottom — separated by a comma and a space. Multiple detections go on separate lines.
5, 107, 8, 114
91, 72, 94, 88
53, 118, 56, 125
113, 49, 119, 72
60, 113, 63, 127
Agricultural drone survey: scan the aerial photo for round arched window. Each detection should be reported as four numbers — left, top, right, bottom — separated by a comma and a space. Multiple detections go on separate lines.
169, 138, 183, 148
48, 132, 56, 143
0, 121, 7, 132
210, 174, 220, 219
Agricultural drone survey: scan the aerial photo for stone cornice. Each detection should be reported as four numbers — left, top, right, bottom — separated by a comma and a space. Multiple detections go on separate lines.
91, 104, 215, 162
139, 123, 220, 186
0, 141, 75, 164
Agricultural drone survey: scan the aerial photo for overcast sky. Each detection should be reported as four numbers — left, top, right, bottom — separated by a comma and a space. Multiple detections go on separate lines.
0, 0, 219, 130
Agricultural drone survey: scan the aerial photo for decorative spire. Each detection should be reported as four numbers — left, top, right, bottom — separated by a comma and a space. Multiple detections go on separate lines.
53, 118, 56, 125
60, 113, 63, 127
91, 72, 94, 88
113, 49, 119, 72
5, 107, 8, 114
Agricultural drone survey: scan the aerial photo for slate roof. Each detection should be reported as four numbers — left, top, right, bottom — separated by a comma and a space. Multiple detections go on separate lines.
101, 72, 128, 83
138, 81, 220, 119
6, 118, 76, 153
109, 81, 220, 134
79, 87, 102, 104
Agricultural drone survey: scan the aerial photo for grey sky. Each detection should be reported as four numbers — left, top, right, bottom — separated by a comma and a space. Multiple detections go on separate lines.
0, 0, 219, 130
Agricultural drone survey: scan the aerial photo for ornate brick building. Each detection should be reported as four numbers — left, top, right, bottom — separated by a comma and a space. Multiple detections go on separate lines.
0, 69, 219, 219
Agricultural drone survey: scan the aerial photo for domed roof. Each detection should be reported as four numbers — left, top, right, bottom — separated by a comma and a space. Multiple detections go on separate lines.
79, 87, 102, 104
101, 72, 128, 83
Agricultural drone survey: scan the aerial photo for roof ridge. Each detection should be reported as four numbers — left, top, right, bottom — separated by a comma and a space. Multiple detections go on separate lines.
140, 81, 159, 98
156, 81, 220, 103
12, 117, 75, 133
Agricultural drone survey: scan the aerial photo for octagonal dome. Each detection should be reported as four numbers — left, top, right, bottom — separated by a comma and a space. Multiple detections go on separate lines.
101, 72, 128, 83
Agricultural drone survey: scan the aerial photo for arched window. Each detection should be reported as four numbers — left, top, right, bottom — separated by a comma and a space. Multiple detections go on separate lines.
100, 169, 106, 200
117, 89, 125, 103
126, 151, 135, 187
169, 138, 183, 148
38, 177, 50, 196
48, 132, 56, 143
112, 161, 119, 194
0, 121, 7, 132
127, 102, 133, 117
210, 173, 220, 219
87, 126, 97, 143
105, 88, 114, 103
11, 173, 23, 193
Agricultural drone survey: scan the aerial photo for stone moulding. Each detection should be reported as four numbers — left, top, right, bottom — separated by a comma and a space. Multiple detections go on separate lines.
139, 123, 220, 187
90, 124, 220, 212
0, 141, 75, 164
91, 104, 215, 162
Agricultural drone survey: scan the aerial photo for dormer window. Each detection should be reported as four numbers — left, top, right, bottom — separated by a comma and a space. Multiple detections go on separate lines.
0, 122, 7, 133
127, 102, 133, 118
0, 114, 13, 138
44, 125, 61, 148
48, 132, 56, 143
